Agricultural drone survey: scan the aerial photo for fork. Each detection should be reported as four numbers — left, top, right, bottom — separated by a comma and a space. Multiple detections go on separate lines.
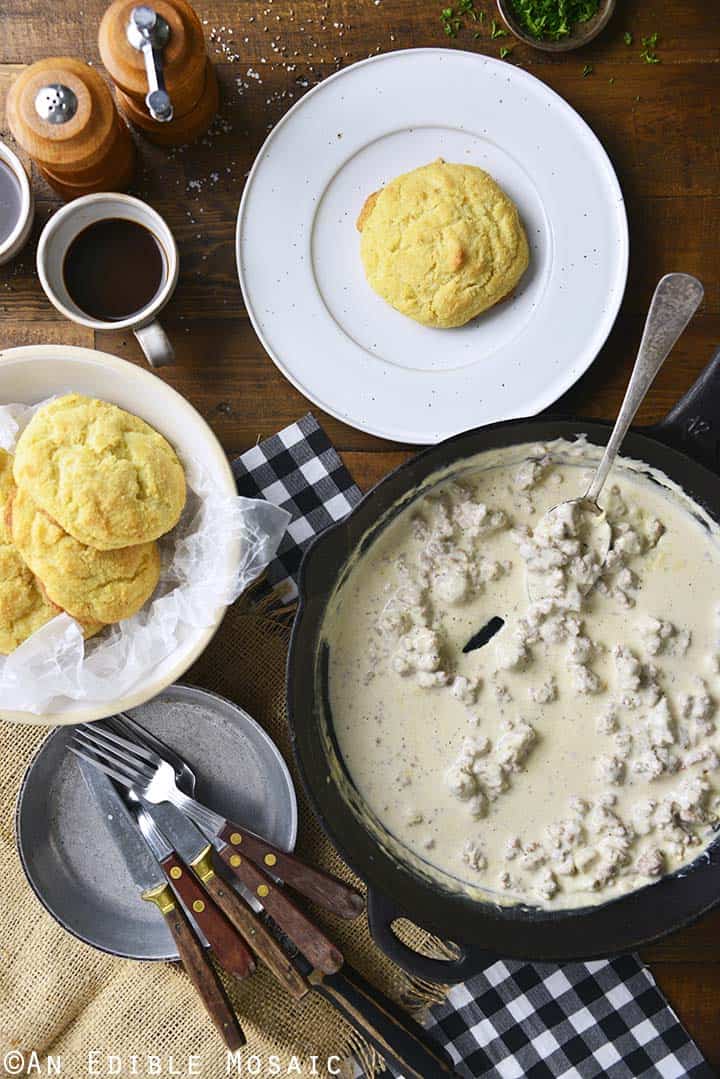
109, 710, 365, 922
71, 724, 344, 975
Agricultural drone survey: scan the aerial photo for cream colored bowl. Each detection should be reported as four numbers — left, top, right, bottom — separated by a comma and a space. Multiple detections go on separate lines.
0, 345, 238, 725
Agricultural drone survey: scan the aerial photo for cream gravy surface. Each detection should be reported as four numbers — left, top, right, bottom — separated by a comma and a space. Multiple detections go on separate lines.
325, 439, 720, 909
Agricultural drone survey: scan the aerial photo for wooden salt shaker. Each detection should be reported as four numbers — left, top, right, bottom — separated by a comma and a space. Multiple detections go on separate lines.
6, 58, 136, 200
99, 0, 218, 146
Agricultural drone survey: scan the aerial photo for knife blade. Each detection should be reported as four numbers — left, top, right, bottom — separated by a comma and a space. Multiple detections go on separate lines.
80, 756, 168, 896
78, 759, 245, 1050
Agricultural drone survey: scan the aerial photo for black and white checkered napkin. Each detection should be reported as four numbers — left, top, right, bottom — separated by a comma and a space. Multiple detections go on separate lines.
233, 413, 361, 596
233, 416, 711, 1079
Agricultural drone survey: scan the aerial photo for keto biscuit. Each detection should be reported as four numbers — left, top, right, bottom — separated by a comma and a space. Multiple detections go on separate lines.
357, 159, 529, 329
14, 394, 186, 550
10, 485, 162, 626
0, 449, 61, 653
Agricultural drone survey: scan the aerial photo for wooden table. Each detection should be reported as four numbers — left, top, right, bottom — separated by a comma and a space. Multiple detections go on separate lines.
2, 0, 719, 1068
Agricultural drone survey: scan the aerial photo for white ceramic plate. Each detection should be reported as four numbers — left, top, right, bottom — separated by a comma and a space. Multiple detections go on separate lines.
237, 48, 628, 444
0, 345, 238, 725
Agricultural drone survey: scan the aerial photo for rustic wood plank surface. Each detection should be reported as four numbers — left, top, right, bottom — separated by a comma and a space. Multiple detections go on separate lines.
1, 0, 719, 1069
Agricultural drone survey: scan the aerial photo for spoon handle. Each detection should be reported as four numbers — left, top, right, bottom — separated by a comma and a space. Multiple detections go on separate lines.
585, 272, 704, 505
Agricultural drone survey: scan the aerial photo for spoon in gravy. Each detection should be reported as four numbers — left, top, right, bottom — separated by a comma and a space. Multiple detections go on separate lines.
528, 272, 704, 602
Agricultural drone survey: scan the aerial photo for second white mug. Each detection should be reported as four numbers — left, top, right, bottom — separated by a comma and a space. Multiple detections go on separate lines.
36, 192, 179, 368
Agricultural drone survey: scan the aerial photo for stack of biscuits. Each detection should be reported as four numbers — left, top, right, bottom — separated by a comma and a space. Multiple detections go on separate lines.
0, 393, 186, 655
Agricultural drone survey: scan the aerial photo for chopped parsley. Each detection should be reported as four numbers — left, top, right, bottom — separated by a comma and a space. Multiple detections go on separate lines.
582, 62, 593, 77
440, 0, 479, 37
440, 6, 462, 36
500, 45, 513, 58
490, 18, 508, 38
623, 30, 633, 45
507, 0, 599, 41
640, 31, 660, 63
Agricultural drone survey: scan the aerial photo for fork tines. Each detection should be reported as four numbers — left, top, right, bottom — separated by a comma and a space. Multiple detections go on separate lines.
69, 723, 156, 789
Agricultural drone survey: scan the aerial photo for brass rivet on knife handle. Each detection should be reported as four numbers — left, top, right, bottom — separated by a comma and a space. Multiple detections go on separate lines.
161, 851, 255, 980
218, 820, 365, 921
217, 842, 344, 975
196, 869, 309, 1002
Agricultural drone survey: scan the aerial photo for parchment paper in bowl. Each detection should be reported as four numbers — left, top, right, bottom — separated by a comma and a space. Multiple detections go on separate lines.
0, 401, 290, 716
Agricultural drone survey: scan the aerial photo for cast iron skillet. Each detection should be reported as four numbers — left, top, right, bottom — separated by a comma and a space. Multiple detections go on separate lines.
288, 348, 720, 984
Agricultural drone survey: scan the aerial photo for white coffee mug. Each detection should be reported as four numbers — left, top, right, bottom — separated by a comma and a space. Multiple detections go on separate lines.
0, 142, 34, 265
36, 192, 179, 368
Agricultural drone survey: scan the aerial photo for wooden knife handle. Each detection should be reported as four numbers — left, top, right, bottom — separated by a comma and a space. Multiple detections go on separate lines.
218, 821, 364, 921
216, 841, 343, 975
161, 852, 255, 980
197, 860, 309, 1002
310, 964, 458, 1078
148, 889, 245, 1051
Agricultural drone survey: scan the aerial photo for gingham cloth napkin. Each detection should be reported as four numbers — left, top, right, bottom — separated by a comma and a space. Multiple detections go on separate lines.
233, 415, 712, 1079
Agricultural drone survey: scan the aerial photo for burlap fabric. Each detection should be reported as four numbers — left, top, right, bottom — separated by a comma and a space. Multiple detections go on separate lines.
0, 599, 447, 1078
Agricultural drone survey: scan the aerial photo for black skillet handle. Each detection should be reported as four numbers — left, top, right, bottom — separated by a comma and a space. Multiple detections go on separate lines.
310, 962, 459, 1077
367, 889, 493, 984
648, 346, 720, 472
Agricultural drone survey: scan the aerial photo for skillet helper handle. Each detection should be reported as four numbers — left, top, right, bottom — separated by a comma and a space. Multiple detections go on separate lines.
367, 889, 493, 984
160, 851, 255, 980
143, 885, 245, 1051
310, 963, 458, 1078
650, 343, 720, 473
216, 840, 344, 975
192, 852, 309, 1002
218, 820, 364, 920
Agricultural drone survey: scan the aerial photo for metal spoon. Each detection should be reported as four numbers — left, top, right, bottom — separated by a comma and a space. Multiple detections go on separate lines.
528, 272, 704, 600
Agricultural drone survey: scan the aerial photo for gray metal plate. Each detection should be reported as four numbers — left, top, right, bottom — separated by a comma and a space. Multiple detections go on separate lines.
16, 684, 297, 961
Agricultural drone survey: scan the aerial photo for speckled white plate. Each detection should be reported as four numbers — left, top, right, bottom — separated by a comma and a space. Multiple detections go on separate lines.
237, 48, 628, 445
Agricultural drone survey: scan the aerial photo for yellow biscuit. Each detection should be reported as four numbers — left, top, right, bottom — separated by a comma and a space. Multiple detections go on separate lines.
357, 159, 529, 329
14, 394, 187, 550
0, 449, 62, 654
10, 486, 162, 626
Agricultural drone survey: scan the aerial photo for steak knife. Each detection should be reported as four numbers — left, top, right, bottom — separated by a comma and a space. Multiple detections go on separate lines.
143, 799, 309, 1000
131, 801, 256, 981
79, 759, 245, 1050
142, 802, 457, 1076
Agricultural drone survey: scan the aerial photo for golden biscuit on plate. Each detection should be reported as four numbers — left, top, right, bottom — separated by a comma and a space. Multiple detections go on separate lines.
0, 449, 61, 654
10, 485, 161, 626
13, 394, 186, 550
357, 159, 529, 329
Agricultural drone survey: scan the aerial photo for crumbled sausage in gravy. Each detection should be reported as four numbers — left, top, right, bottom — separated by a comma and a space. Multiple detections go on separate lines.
326, 439, 720, 908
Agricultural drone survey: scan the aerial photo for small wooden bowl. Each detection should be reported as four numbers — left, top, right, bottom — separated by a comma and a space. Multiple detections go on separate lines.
496, 0, 615, 52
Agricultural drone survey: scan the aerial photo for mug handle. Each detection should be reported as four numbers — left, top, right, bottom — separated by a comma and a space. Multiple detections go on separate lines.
134, 319, 175, 367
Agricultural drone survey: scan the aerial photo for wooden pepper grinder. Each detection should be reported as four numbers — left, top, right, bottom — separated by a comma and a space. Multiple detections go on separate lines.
99, 1, 218, 146
6, 58, 136, 201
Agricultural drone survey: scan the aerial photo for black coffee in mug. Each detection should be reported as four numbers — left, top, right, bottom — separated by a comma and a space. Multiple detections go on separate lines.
62, 218, 166, 322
